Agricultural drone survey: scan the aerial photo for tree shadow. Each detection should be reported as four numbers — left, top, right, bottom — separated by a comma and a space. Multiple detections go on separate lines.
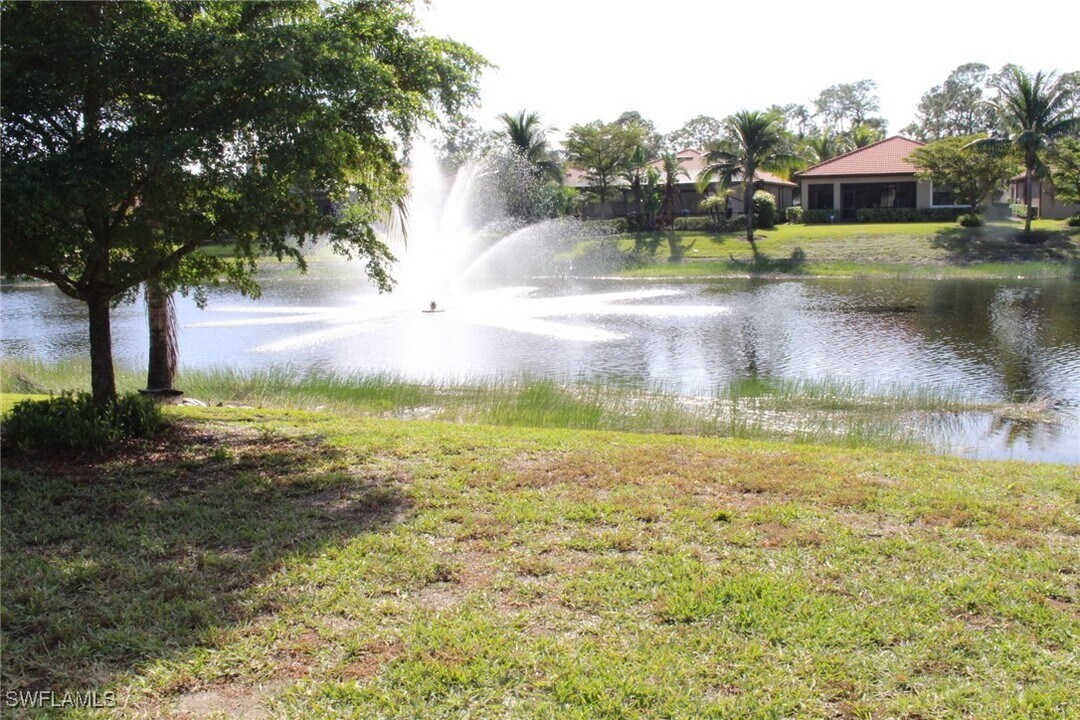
0, 422, 410, 694
930, 225, 1079, 265
725, 247, 809, 275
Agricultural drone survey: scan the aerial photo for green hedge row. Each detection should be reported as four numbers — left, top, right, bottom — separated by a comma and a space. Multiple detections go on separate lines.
854, 207, 963, 222
672, 215, 748, 232
802, 209, 839, 224
798, 207, 965, 224
1011, 203, 1038, 219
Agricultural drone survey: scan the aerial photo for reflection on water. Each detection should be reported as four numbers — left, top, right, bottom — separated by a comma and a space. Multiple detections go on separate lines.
2, 266, 1077, 462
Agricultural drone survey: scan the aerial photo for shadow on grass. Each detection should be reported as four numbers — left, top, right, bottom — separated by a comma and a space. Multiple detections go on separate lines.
0, 422, 408, 693
723, 248, 809, 274
930, 225, 1079, 265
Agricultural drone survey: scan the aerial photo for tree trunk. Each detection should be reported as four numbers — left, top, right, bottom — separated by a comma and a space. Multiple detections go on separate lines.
743, 176, 757, 254
146, 280, 179, 392
87, 293, 117, 409
1024, 157, 1035, 234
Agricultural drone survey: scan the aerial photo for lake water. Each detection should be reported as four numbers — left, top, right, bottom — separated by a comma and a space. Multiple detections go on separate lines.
2, 258, 1078, 463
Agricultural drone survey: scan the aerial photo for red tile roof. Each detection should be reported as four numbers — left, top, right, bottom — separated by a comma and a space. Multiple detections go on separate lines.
732, 169, 797, 188
647, 149, 796, 187
796, 136, 925, 178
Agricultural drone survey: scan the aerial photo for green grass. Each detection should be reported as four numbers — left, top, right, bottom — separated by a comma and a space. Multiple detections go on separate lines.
592, 219, 1080, 279
1, 360, 1010, 454
1, 404, 1077, 718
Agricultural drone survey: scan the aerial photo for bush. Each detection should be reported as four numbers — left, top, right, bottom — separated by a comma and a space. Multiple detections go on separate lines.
1011, 203, 1038, 219
959, 213, 984, 227
854, 207, 962, 222
785, 206, 804, 224
803, 209, 839, 224
672, 216, 716, 232
1068, 214, 1080, 227
718, 214, 748, 232
2, 392, 166, 453
752, 190, 777, 229
584, 217, 629, 234
671, 215, 748, 233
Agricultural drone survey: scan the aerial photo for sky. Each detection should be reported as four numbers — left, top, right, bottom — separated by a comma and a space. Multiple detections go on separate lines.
416, 0, 1079, 141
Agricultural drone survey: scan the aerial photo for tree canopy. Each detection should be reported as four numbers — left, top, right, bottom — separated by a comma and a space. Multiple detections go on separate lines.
1, 0, 484, 405
903, 63, 997, 141
665, 115, 724, 152
563, 120, 645, 216
973, 66, 1080, 233
813, 80, 885, 135
909, 134, 1017, 216
1048, 138, 1080, 207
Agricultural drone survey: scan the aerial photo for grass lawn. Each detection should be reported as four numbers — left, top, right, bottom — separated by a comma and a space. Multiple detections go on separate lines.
597, 219, 1080, 279
2, 402, 1077, 718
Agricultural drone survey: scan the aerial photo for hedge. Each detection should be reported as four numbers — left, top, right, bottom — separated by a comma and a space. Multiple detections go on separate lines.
672, 215, 748, 232
800, 207, 967, 224
1011, 203, 1038, 219
854, 207, 962, 223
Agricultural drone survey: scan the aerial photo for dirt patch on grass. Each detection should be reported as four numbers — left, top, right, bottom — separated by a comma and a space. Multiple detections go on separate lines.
416, 548, 498, 612
170, 681, 286, 719
337, 638, 404, 680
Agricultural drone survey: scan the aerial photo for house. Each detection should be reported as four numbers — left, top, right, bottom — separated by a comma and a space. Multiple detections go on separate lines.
649, 148, 797, 217
564, 148, 797, 220
795, 136, 966, 220
1008, 170, 1080, 219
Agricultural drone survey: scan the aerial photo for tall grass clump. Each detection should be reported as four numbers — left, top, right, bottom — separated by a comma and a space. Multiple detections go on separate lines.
177, 366, 436, 411
0, 358, 143, 395
2, 392, 166, 453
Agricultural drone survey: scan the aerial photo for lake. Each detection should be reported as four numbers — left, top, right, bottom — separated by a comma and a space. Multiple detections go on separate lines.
2, 258, 1078, 463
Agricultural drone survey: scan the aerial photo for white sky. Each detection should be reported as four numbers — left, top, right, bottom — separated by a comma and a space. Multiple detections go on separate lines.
417, 0, 1079, 141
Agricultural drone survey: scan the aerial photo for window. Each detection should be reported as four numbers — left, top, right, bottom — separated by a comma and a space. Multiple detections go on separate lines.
808, 183, 834, 210
840, 182, 916, 210
932, 183, 960, 206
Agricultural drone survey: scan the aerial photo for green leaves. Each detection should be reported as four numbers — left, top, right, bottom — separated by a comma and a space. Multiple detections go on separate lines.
1, 0, 484, 402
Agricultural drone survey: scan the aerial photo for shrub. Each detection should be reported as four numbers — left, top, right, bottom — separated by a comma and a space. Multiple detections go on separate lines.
1011, 203, 1038, 219
671, 215, 747, 233
2, 392, 166, 453
718, 214, 748, 232
673, 216, 716, 232
854, 207, 962, 222
803, 209, 839, 224
584, 217, 629, 234
752, 190, 777, 229
1068, 214, 1080, 227
785, 206, 804, 224
959, 213, 984, 227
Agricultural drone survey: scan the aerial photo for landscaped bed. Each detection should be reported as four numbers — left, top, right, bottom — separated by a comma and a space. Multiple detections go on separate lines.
2, 403, 1077, 718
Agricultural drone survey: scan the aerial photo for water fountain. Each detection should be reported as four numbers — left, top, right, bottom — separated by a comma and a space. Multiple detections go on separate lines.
188, 140, 728, 355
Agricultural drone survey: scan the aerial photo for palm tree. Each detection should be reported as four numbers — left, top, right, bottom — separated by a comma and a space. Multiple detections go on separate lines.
657, 152, 689, 228
620, 144, 651, 218
802, 131, 849, 164
498, 109, 562, 183
848, 123, 884, 149
701, 111, 799, 253
972, 68, 1080, 234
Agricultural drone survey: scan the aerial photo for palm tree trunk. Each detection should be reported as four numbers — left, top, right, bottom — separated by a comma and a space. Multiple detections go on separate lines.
1024, 155, 1036, 234
145, 280, 178, 392
743, 177, 757, 255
